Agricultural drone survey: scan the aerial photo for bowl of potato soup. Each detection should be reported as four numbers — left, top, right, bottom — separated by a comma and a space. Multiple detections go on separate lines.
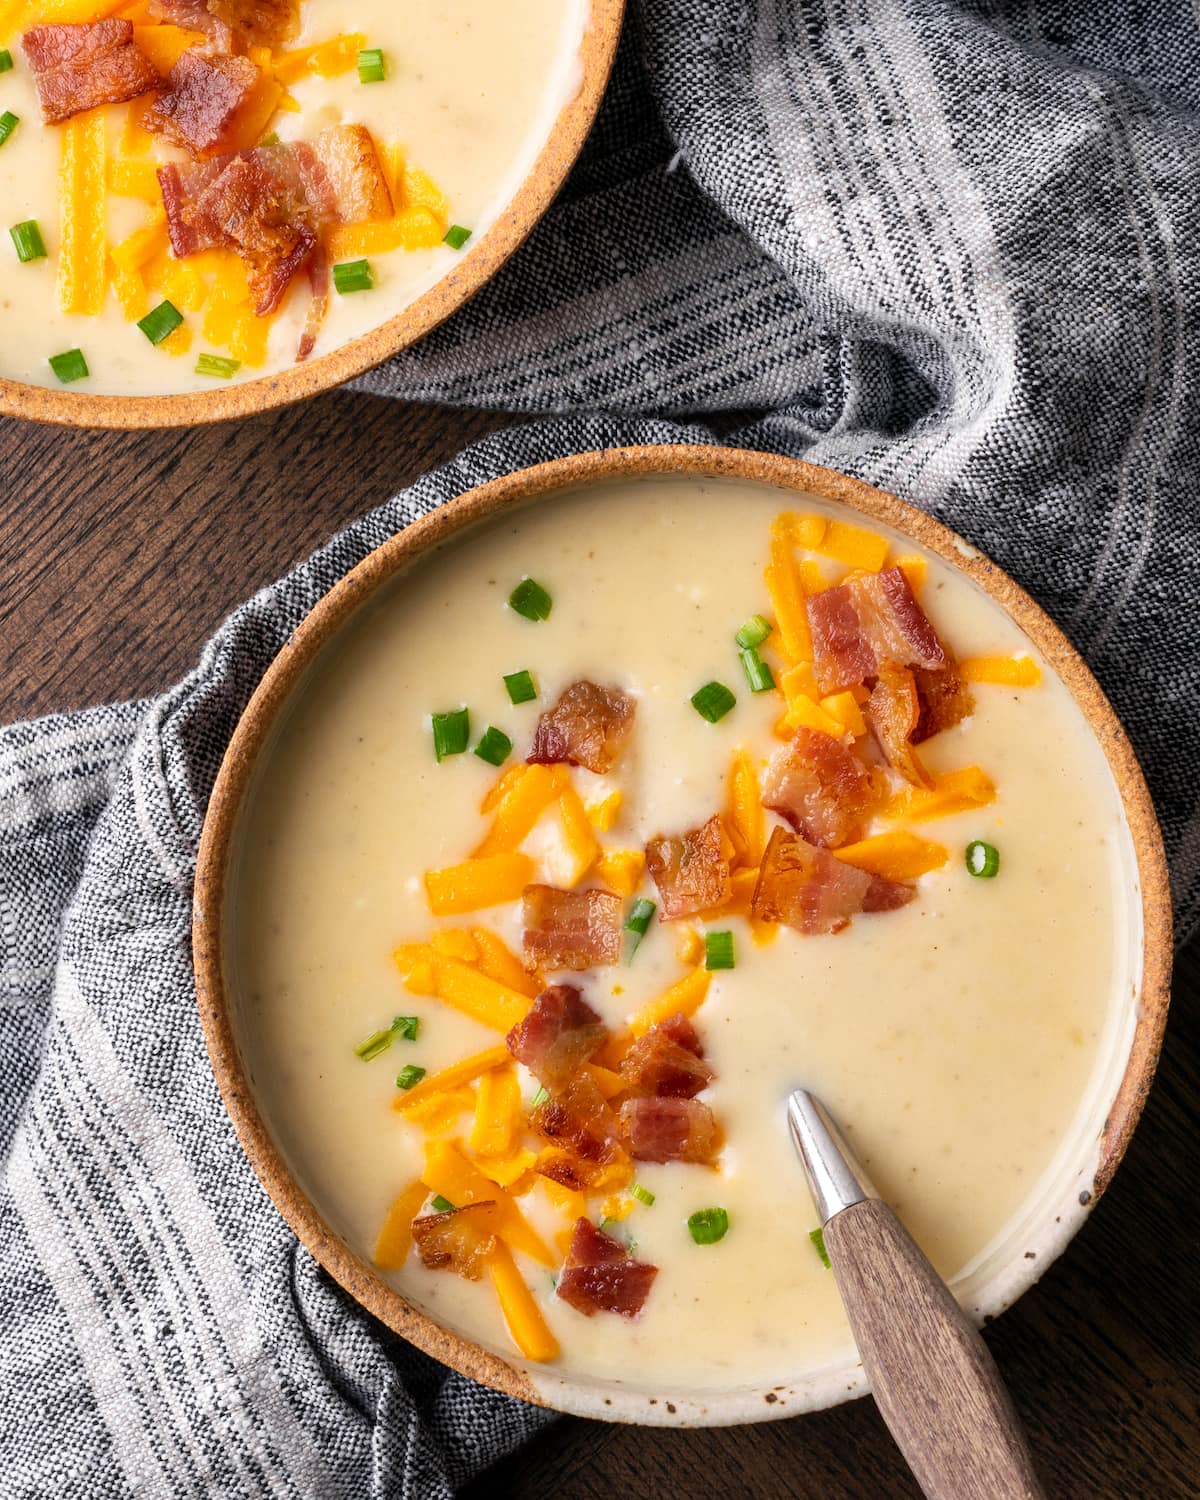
0, 0, 621, 427
193, 445, 1171, 1425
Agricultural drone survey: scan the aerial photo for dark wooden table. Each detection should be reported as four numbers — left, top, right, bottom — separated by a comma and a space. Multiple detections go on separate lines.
2, 396, 1195, 1499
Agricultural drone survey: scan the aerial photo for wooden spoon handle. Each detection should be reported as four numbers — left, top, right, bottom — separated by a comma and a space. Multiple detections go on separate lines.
824, 1198, 1047, 1500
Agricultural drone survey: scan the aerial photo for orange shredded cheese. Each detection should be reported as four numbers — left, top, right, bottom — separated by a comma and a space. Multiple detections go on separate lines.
487, 1243, 560, 1362
425, 852, 534, 915
57, 106, 108, 316
833, 831, 948, 881
372, 1178, 429, 1271
959, 655, 1043, 688
391, 1045, 511, 1113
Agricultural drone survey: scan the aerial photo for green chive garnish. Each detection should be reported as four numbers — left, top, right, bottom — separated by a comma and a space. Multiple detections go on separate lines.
508, 577, 553, 621
431, 707, 469, 761
396, 1064, 426, 1090
531, 1085, 549, 1108
357, 47, 385, 83
687, 1207, 729, 1245
10, 219, 46, 263
735, 614, 772, 649
474, 726, 512, 767
195, 352, 240, 379
810, 1226, 831, 1269
354, 1028, 392, 1061
691, 681, 736, 723
503, 669, 537, 705
738, 646, 775, 693
391, 1015, 420, 1041
0, 111, 18, 148
48, 348, 88, 384
443, 224, 472, 250
630, 1183, 655, 1207
0, 49, 12, 73
965, 840, 1000, 878
623, 897, 656, 961
333, 258, 373, 294
430, 1194, 455, 1212
705, 930, 735, 971
137, 299, 183, 345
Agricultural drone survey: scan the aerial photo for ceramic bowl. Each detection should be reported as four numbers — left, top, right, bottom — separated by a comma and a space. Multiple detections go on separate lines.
192, 445, 1171, 1425
0, 0, 624, 430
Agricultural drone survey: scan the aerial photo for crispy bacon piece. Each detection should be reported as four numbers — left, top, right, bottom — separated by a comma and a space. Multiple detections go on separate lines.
150, 0, 299, 50
809, 567, 946, 694
532, 1075, 622, 1162
620, 1024, 713, 1100
762, 728, 880, 848
752, 826, 914, 935
620, 1097, 719, 1164
528, 680, 636, 775
302, 124, 393, 225
522, 885, 623, 972
556, 1218, 658, 1319
506, 983, 607, 1089
149, 0, 233, 50
911, 663, 974, 744
148, 50, 261, 159
22, 21, 158, 124
657, 1010, 704, 1058
867, 663, 929, 787
411, 1201, 498, 1280
645, 814, 734, 920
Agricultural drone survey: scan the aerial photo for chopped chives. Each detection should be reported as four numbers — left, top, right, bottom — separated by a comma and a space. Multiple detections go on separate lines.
704, 930, 735, 971
195, 352, 240, 379
10, 219, 46, 263
0, 111, 18, 148
357, 46, 386, 82
48, 348, 88, 384
508, 577, 553, 621
623, 897, 656, 961
531, 1085, 549, 1108
0, 48, 12, 73
735, 614, 772, 650
443, 224, 472, 250
738, 646, 775, 693
354, 1028, 392, 1061
691, 680, 736, 723
391, 1015, 420, 1041
430, 1194, 455, 1212
630, 1183, 655, 1207
810, 1226, 831, 1269
965, 840, 1000, 878
474, 725, 512, 767
431, 707, 469, 761
396, 1064, 426, 1090
687, 1207, 729, 1245
503, 669, 537, 705
332, 258, 373, 294
137, 299, 183, 345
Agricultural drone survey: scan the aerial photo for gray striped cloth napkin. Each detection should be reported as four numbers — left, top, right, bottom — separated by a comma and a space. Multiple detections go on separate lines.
4, 4, 1199, 1497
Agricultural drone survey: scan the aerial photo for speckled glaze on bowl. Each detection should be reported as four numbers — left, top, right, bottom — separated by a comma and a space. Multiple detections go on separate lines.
192, 446, 1172, 1426
0, 0, 623, 430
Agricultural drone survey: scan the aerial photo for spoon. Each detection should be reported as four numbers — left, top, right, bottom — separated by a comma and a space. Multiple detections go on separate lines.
787, 1089, 1047, 1500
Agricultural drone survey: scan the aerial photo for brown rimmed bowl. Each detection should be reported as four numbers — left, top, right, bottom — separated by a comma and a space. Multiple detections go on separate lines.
192, 444, 1172, 1425
0, 0, 623, 430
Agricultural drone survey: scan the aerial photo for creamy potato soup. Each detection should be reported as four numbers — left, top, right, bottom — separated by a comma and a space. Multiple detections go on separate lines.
227, 477, 1138, 1396
0, 0, 587, 394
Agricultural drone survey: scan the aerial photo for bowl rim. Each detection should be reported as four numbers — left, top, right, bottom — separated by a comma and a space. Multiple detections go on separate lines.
0, 0, 625, 430
192, 443, 1173, 1424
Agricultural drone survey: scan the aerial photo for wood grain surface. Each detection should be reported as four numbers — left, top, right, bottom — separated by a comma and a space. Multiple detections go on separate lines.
2, 399, 1196, 1500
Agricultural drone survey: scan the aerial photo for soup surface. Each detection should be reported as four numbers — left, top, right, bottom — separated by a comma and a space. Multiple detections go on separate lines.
228, 476, 1137, 1396
0, 0, 587, 394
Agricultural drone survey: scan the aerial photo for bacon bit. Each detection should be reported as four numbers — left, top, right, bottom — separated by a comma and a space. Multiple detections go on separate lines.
645, 814, 734, 920
867, 663, 930, 787
620, 1096, 719, 1164
505, 983, 607, 1089
411, 1201, 499, 1280
807, 585, 876, 695
912, 664, 975, 743
657, 1010, 704, 1057
751, 826, 878, 936
862, 874, 919, 912
809, 567, 946, 694
619, 1023, 713, 1100
521, 885, 623, 972
23, 22, 159, 125
531, 1074, 622, 1163
149, 50, 261, 159
528, 681, 636, 775
762, 728, 880, 848
149, 1, 233, 51
536, 1148, 630, 1195
304, 123, 393, 224
150, 0, 299, 50
556, 1218, 658, 1319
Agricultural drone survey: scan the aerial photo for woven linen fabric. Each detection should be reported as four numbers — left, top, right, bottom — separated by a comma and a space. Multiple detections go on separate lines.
4, 2, 1200, 1497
